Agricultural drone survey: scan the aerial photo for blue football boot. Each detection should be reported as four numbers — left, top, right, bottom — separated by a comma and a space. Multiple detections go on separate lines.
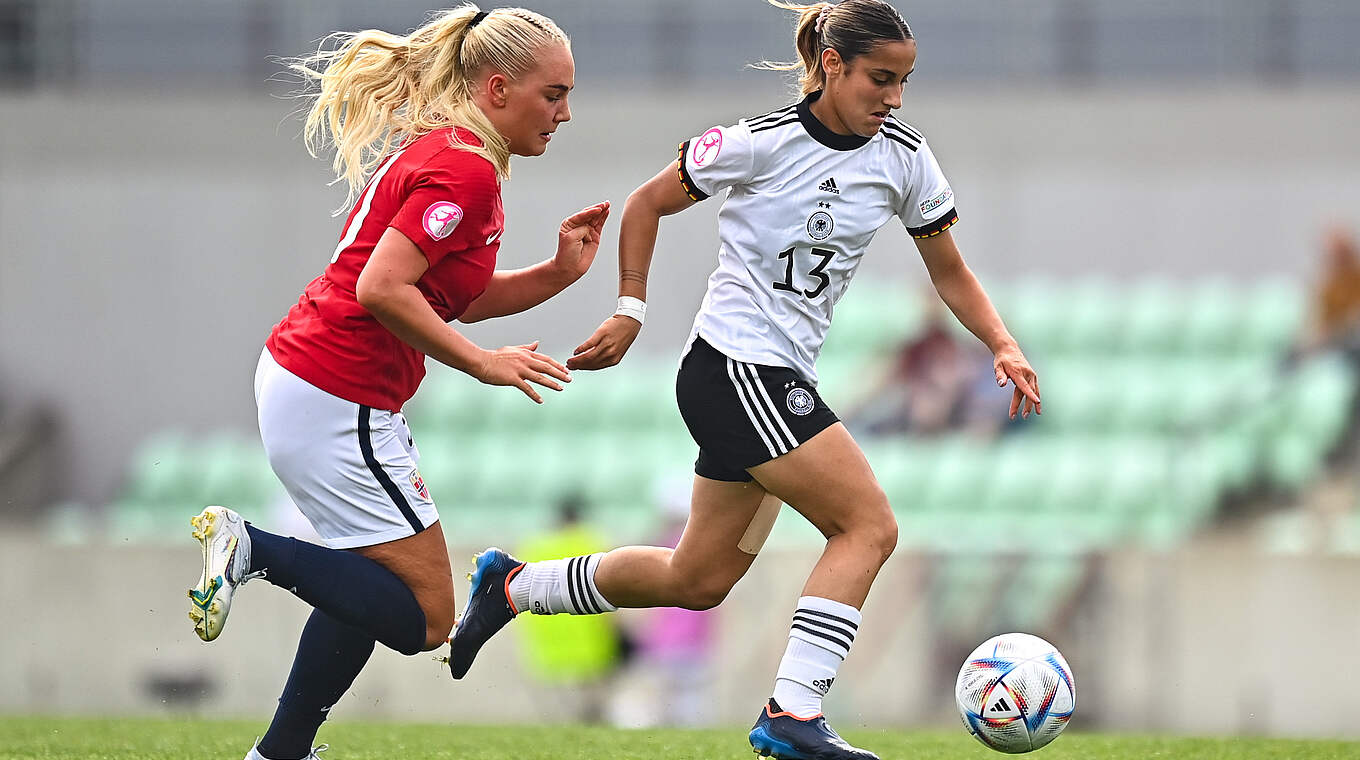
748, 699, 880, 760
446, 547, 525, 679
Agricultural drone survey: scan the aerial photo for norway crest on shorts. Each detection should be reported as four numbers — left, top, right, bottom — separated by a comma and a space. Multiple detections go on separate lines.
409, 470, 431, 501
787, 387, 815, 416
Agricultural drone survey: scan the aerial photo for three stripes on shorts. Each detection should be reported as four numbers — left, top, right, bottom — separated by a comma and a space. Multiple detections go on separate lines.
725, 357, 799, 459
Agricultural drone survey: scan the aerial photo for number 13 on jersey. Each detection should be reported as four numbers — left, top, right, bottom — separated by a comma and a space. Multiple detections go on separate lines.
772, 247, 836, 299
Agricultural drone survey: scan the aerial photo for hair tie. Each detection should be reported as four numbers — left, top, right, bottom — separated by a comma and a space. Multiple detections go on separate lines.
814, 4, 834, 35
468, 10, 490, 29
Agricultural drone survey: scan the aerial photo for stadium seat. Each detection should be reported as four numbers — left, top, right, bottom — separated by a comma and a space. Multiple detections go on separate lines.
1004, 277, 1069, 358
1121, 277, 1185, 354
123, 431, 194, 503
1177, 279, 1240, 355
1060, 277, 1123, 355
107, 276, 1344, 557
992, 555, 1085, 632
1237, 278, 1305, 356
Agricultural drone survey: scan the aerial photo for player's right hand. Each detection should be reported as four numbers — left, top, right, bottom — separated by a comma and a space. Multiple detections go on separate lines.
476, 341, 570, 403
567, 315, 641, 370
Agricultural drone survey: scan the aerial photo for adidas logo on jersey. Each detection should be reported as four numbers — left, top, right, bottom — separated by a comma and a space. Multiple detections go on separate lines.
818, 177, 840, 194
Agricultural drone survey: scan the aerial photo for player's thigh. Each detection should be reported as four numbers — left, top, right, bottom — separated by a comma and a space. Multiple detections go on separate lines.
668, 475, 768, 589
748, 422, 893, 541
354, 521, 455, 624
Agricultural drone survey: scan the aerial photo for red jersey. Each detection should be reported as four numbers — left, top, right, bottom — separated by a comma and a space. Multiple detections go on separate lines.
267, 127, 503, 411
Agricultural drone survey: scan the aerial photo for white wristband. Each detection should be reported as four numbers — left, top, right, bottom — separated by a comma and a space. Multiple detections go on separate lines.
615, 296, 646, 325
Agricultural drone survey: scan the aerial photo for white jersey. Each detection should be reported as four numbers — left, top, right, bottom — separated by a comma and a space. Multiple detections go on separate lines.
678, 91, 958, 383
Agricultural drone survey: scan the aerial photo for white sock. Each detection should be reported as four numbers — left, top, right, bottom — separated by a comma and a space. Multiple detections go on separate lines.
508, 553, 617, 615
772, 595, 861, 718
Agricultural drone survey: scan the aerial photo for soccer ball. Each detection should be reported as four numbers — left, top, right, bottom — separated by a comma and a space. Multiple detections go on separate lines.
955, 633, 1075, 754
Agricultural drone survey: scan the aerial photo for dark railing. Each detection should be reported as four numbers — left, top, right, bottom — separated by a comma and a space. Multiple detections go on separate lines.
1, 0, 1358, 90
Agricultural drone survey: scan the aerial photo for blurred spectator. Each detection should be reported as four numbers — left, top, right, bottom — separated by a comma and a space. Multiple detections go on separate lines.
0, 385, 65, 526
844, 297, 1006, 439
1302, 226, 1360, 358
515, 493, 630, 724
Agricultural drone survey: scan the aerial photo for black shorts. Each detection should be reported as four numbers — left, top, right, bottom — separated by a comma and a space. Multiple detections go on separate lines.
676, 336, 840, 482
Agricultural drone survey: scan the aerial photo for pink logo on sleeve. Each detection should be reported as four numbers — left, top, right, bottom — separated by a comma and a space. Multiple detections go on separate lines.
423, 201, 464, 240
692, 128, 724, 167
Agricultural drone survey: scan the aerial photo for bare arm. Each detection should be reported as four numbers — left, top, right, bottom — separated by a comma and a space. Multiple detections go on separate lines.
459, 202, 610, 323
567, 161, 697, 370
915, 230, 1041, 418
355, 228, 570, 403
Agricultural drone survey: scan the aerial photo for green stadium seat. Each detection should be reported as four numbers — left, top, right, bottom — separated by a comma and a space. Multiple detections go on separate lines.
1060, 277, 1123, 355
124, 431, 194, 503
1289, 355, 1357, 452
1121, 278, 1185, 354
827, 281, 926, 355
1027, 358, 1110, 434
919, 437, 992, 511
979, 441, 1053, 512
1046, 440, 1113, 514
1237, 278, 1305, 357
931, 553, 1007, 632
1004, 277, 1068, 358
993, 555, 1085, 632
1177, 279, 1240, 355
1265, 432, 1323, 492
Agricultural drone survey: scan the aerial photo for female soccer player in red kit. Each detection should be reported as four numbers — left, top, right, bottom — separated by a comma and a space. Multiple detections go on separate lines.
184, 6, 607, 760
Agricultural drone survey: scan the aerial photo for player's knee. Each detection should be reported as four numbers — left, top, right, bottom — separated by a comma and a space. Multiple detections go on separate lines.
421, 609, 455, 652
872, 510, 898, 564
855, 489, 897, 565
416, 594, 456, 652
676, 575, 736, 611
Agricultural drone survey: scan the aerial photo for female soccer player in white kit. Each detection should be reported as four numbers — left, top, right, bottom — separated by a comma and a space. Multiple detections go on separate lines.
450, 2, 1040, 758
184, 7, 609, 760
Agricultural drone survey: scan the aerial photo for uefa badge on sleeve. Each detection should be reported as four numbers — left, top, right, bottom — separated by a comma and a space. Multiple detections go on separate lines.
422, 201, 463, 240
693, 127, 723, 166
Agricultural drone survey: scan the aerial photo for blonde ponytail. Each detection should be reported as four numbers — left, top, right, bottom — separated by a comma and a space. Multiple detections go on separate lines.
755, 0, 912, 96
289, 5, 569, 206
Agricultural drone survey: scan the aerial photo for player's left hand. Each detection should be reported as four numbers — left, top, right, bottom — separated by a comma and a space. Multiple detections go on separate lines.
994, 344, 1041, 419
553, 201, 610, 281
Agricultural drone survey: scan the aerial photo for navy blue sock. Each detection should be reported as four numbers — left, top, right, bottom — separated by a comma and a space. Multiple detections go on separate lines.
245, 524, 427, 655
257, 609, 374, 760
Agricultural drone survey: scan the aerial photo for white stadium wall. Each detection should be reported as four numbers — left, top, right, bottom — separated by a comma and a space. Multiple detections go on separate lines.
1, 537, 1357, 738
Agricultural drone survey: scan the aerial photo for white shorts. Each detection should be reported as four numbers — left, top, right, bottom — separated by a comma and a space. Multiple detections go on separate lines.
254, 348, 439, 549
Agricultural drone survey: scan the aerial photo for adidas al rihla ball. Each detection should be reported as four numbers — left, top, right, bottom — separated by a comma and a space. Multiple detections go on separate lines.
955, 632, 1075, 753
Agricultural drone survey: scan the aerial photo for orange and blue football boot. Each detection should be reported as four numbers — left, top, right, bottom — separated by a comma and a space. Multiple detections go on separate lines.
446, 547, 525, 679
748, 699, 880, 760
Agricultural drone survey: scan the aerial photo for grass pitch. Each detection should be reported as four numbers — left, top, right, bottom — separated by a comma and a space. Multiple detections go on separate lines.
1, 717, 1356, 760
